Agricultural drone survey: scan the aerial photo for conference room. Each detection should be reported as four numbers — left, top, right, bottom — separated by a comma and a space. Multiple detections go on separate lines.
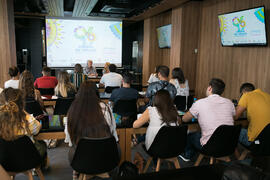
0, 0, 270, 179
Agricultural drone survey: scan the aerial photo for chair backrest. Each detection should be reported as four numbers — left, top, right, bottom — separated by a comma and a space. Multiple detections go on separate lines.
54, 97, 74, 115
71, 136, 120, 174
187, 95, 194, 110
0, 136, 42, 172
147, 125, 188, 159
201, 125, 241, 157
113, 99, 137, 117
105, 86, 120, 93
252, 123, 270, 156
38, 88, 55, 96
174, 96, 187, 111
25, 100, 44, 117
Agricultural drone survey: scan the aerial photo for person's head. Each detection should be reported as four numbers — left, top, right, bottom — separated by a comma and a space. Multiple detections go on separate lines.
240, 83, 255, 96
87, 60, 93, 67
172, 68, 185, 84
122, 73, 133, 87
153, 90, 178, 125
67, 81, 111, 144
206, 78, 225, 96
19, 70, 35, 98
0, 88, 28, 141
8, 66, 19, 78
74, 64, 83, 73
109, 64, 117, 73
157, 65, 170, 80
42, 67, 51, 76
56, 71, 74, 97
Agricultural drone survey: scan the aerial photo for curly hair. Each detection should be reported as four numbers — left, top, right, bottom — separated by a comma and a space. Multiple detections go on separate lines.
0, 88, 29, 141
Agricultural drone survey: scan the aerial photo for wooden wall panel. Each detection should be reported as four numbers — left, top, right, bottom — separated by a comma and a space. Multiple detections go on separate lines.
196, 0, 270, 99
0, 0, 16, 88
169, 7, 183, 75
180, 2, 201, 90
142, 11, 172, 85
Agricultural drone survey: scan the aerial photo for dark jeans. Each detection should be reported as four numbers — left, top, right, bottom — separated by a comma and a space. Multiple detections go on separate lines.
183, 132, 202, 159
239, 128, 252, 147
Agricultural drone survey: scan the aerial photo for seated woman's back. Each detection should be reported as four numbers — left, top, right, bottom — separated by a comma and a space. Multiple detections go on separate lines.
170, 67, 189, 96
133, 90, 179, 150
55, 71, 76, 98
68, 81, 118, 145
0, 88, 41, 141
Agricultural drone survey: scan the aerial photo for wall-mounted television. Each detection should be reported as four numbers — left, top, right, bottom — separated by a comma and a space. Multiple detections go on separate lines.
218, 6, 267, 46
157, 24, 171, 48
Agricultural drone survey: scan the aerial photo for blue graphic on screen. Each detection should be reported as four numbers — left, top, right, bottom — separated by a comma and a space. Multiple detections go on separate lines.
157, 24, 171, 48
218, 7, 266, 46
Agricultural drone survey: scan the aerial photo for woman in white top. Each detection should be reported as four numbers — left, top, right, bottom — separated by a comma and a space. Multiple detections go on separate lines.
4, 67, 20, 89
147, 66, 160, 84
133, 90, 180, 161
169, 67, 189, 96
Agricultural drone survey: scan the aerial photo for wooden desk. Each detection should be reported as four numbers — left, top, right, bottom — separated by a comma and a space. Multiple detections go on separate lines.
88, 77, 101, 83
43, 100, 56, 106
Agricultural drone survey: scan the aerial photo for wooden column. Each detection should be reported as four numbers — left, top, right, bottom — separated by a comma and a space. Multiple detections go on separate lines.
142, 18, 152, 86
0, 0, 17, 88
169, 7, 183, 73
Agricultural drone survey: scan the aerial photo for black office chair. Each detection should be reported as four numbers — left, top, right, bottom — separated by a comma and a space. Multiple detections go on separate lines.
187, 95, 194, 109
194, 125, 241, 166
113, 99, 137, 128
239, 123, 270, 160
0, 136, 44, 179
54, 97, 74, 115
38, 88, 55, 96
105, 86, 120, 93
174, 96, 187, 111
143, 125, 188, 172
71, 136, 120, 179
25, 100, 44, 117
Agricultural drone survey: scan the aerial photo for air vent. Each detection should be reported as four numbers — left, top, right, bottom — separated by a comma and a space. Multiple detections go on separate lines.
101, 5, 133, 13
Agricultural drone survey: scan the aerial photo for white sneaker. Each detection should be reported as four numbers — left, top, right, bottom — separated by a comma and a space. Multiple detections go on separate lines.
178, 155, 190, 162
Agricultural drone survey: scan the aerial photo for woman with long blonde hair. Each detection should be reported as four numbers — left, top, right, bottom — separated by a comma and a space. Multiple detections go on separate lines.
55, 71, 76, 98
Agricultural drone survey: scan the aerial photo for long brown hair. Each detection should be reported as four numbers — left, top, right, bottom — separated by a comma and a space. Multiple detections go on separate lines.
0, 88, 29, 141
19, 70, 35, 98
55, 71, 75, 97
153, 90, 179, 125
67, 81, 111, 144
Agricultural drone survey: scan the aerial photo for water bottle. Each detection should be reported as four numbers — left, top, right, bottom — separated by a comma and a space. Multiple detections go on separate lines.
191, 97, 197, 122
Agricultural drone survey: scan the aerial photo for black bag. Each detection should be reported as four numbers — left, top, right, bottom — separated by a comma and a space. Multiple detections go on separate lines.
222, 162, 270, 180
118, 161, 139, 177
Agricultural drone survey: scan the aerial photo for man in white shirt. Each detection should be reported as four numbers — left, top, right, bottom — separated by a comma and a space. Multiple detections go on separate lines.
99, 64, 123, 88
4, 67, 20, 89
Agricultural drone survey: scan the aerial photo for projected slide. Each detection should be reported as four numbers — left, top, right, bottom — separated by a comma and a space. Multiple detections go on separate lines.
46, 18, 122, 67
218, 7, 266, 46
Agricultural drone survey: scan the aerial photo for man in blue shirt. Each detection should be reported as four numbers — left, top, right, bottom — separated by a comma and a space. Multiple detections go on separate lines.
110, 73, 139, 105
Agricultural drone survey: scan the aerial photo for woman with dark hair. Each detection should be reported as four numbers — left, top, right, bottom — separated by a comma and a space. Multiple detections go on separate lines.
55, 71, 76, 98
147, 66, 160, 84
132, 90, 180, 171
170, 67, 189, 96
19, 70, 45, 109
70, 64, 88, 90
133, 90, 179, 150
68, 81, 118, 157
4, 66, 20, 89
